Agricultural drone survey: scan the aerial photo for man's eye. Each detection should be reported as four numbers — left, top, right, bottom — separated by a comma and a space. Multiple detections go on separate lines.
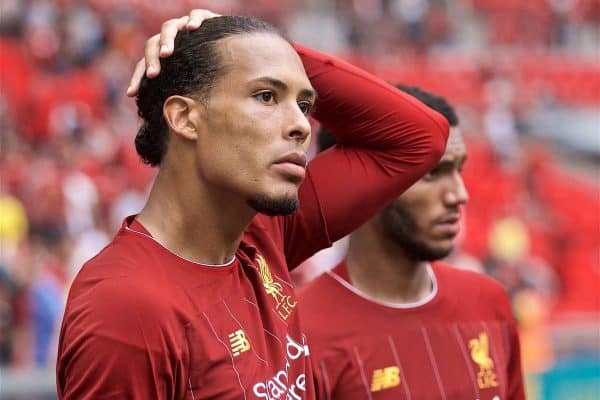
298, 101, 313, 115
255, 91, 275, 104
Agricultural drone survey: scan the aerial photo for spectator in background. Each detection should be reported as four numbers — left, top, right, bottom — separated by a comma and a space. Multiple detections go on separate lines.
30, 238, 65, 367
0, 266, 16, 364
0, 194, 29, 365
483, 76, 521, 164
298, 85, 525, 399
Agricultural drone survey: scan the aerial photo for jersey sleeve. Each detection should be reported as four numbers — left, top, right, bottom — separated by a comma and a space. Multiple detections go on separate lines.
57, 277, 188, 400
486, 280, 525, 400
507, 318, 525, 400
281, 44, 449, 268
498, 291, 526, 400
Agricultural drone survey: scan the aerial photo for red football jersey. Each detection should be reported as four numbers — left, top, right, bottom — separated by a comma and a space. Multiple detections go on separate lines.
298, 262, 525, 400
56, 44, 449, 400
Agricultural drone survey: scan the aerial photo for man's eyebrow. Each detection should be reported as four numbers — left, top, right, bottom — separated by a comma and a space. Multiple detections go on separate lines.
438, 154, 468, 166
251, 76, 317, 99
435, 159, 454, 168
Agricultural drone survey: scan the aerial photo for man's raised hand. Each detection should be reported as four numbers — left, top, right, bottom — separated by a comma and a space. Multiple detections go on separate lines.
126, 9, 220, 97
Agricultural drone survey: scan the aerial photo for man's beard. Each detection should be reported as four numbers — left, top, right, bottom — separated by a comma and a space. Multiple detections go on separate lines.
247, 193, 299, 216
380, 204, 452, 261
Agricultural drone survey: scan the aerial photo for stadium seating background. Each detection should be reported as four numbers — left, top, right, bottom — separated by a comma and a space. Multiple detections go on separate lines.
0, 0, 598, 398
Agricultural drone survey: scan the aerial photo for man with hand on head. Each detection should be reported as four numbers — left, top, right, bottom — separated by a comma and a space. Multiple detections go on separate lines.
298, 85, 525, 400
56, 11, 449, 400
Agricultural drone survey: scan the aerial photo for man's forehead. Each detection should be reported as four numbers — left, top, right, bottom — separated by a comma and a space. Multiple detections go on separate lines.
217, 33, 311, 88
441, 127, 467, 159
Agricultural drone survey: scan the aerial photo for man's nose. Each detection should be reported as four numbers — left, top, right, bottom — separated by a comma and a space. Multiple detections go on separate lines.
444, 173, 469, 206
284, 104, 311, 144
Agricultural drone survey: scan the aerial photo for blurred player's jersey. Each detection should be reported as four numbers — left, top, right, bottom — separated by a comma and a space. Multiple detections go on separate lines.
298, 262, 525, 400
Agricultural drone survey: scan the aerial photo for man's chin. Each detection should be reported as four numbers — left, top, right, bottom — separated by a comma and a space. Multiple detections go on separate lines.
430, 248, 454, 261
246, 193, 299, 216
402, 239, 454, 262
423, 241, 454, 261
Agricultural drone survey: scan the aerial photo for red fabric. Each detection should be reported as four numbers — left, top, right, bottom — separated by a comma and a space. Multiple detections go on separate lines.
58, 217, 316, 399
298, 262, 525, 400
56, 44, 448, 400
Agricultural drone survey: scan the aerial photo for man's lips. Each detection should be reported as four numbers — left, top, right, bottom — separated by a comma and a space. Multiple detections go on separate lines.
436, 215, 459, 225
272, 152, 307, 180
433, 215, 461, 236
275, 152, 307, 168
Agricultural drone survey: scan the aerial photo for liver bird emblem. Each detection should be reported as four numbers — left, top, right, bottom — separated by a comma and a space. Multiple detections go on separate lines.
469, 332, 494, 370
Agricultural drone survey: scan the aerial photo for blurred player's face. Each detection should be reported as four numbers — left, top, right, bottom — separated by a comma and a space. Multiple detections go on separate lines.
380, 128, 469, 260
195, 33, 314, 215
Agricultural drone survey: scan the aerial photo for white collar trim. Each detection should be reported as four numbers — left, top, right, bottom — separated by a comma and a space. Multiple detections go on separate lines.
124, 226, 236, 267
327, 264, 438, 309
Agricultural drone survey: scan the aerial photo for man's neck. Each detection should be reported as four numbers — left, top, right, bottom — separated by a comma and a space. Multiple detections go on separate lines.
345, 222, 433, 305
137, 161, 255, 265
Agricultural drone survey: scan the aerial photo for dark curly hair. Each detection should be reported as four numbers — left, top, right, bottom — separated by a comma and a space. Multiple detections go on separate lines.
135, 16, 281, 166
318, 83, 459, 153
395, 84, 458, 127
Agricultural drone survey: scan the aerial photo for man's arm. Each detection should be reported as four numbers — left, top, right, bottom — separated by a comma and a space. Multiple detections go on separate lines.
281, 44, 449, 267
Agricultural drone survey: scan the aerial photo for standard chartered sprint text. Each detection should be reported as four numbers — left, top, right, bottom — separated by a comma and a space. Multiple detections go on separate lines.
252, 335, 310, 400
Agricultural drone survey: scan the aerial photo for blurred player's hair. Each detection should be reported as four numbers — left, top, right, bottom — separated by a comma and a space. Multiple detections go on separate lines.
317, 83, 458, 153
135, 16, 281, 166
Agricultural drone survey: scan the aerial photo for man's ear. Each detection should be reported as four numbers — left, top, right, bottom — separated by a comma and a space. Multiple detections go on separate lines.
163, 95, 204, 140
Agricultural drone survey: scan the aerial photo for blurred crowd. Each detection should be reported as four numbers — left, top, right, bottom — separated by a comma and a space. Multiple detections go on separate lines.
0, 0, 598, 378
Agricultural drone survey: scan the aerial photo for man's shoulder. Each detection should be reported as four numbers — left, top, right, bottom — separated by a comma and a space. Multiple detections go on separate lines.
434, 262, 503, 290
73, 237, 138, 286
296, 266, 356, 333
433, 262, 512, 313
82, 228, 147, 265
60, 259, 184, 367
296, 269, 360, 349
68, 232, 173, 311
297, 268, 341, 302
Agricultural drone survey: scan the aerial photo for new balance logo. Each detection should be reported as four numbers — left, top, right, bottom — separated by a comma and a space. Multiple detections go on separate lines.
228, 329, 251, 357
371, 366, 400, 392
